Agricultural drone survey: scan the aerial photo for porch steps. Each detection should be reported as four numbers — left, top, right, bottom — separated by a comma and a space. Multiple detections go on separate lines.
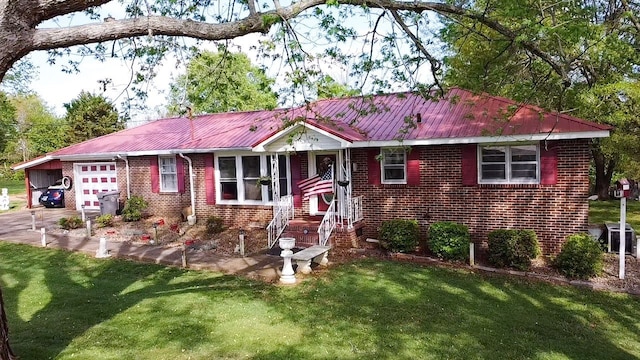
280, 217, 324, 248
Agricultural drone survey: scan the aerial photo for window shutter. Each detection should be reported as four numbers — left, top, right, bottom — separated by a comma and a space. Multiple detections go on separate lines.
461, 144, 478, 186
407, 148, 421, 186
540, 145, 558, 185
290, 154, 302, 208
176, 156, 185, 193
150, 156, 160, 193
367, 148, 381, 185
204, 154, 216, 204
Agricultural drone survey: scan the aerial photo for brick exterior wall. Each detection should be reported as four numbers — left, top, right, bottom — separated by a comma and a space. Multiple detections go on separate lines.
350, 140, 591, 255
60, 139, 590, 255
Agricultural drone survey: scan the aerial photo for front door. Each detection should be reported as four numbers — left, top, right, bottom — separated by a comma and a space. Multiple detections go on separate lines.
311, 153, 336, 214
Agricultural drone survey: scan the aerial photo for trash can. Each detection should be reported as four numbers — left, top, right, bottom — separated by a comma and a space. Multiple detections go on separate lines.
97, 191, 120, 215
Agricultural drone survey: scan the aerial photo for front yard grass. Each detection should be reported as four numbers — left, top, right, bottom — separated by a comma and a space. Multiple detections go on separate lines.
1, 242, 639, 359
0, 179, 24, 195
589, 199, 640, 230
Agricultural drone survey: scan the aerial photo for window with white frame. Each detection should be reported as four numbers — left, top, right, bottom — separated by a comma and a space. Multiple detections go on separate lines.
381, 148, 406, 184
479, 144, 539, 183
159, 156, 178, 192
217, 153, 289, 203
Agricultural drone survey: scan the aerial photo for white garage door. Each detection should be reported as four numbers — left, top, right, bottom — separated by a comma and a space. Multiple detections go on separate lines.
74, 163, 118, 210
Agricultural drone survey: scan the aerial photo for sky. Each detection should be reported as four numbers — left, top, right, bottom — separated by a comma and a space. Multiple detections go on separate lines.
20, 4, 438, 125
26, 33, 270, 126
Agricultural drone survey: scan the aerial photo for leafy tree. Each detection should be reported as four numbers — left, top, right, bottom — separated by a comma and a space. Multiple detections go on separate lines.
440, 0, 640, 199
64, 92, 124, 144
2, 94, 62, 164
167, 49, 278, 115
316, 75, 360, 100
0, 59, 35, 95
0, 93, 16, 157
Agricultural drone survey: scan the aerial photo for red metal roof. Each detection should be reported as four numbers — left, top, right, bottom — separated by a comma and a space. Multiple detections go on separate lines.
301, 88, 610, 141
47, 88, 609, 158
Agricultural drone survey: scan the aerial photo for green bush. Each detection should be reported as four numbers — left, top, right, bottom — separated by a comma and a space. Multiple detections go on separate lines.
553, 233, 604, 279
58, 216, 83, 230
488, 229, 540, 270
379, 219, 420, 253
206, 216, 226, 235
121, 195, 148, 222
428, 221, 470, 261
95, 214, 114, 228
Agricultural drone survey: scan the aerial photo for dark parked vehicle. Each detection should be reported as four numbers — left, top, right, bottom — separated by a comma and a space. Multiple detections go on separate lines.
39, 188, 65, 208
39, 177, 71, 208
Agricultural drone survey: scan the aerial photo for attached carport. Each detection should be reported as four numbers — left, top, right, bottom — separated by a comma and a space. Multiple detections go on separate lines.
11, 156, 63, 208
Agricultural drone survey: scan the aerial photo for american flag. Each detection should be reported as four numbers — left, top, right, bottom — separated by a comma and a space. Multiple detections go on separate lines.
297, 168, 334, 199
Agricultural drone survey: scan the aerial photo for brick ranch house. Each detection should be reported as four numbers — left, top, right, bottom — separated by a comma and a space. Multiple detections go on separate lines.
13, 88, 610, 254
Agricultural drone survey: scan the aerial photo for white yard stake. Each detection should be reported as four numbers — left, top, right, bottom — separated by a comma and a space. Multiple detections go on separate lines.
96, 237, 110, 258
40, 227, 46, 247
86, 219, 92, 238
619, 197, 626, 280
469, 242, 475, 267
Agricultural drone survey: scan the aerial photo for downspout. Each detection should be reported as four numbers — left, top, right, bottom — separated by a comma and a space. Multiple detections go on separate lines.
116, 155, 131, 199
178, 153, 196, 224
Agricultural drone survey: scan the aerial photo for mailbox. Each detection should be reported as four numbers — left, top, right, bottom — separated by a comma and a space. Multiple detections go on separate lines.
615, 178, 631, 198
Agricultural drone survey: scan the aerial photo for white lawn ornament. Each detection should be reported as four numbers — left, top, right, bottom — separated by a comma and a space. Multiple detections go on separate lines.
0, 188, 9, 211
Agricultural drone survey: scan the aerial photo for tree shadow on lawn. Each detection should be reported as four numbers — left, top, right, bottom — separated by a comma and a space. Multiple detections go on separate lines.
0, 243, 268, 359
263, 259, 640, 360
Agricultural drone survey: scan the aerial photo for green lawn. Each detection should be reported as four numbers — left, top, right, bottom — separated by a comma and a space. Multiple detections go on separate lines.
0, 179, 24, 195
1, 243, 638, 359
0, 178, 26, 211
589, 199, 640, 230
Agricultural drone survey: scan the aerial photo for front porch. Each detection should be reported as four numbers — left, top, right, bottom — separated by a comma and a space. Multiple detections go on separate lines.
252, 119, 367, 249
266, 194, 365, 249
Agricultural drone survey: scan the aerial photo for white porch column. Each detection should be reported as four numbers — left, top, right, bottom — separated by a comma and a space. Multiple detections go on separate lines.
270, 153, 280, 216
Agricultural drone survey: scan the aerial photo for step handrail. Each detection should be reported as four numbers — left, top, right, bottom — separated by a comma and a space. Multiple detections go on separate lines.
318, 199, 336, 246
267, 195, 294, 248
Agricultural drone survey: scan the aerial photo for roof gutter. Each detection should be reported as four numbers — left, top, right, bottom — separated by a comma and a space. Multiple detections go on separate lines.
178, 153, 196, 225
348, 131, 611, 148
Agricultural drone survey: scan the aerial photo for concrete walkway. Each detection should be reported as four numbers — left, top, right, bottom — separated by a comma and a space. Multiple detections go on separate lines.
0, 208, 284, 282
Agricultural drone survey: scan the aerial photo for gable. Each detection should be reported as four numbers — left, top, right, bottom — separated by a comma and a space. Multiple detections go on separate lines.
255, 124, 351, 152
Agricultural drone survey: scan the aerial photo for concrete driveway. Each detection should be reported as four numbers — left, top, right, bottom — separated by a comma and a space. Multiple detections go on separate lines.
0, 207, 79, 239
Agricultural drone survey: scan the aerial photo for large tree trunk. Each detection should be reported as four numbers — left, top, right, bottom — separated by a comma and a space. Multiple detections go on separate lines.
593, 148, 615, 201
0, 286, 16, 360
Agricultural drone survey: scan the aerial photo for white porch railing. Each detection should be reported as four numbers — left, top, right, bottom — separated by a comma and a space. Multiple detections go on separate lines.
348, 195, 364, 228
318, 199, 336, 246
267, 195, 294, 248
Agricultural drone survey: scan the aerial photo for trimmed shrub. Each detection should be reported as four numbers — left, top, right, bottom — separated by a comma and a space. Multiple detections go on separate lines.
121, 195, 148, 222
206, 216, 226, 236
379, 219, 420, 253
553, 233, 604, 279
488, 229, 540, 270
95, 214, 114, 228
58, 216, 83, 230
428, 221, 470, 261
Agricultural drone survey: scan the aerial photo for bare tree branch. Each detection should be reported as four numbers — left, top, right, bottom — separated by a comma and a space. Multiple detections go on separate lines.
1, 0, 573, 83
37, 0, 112, 22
